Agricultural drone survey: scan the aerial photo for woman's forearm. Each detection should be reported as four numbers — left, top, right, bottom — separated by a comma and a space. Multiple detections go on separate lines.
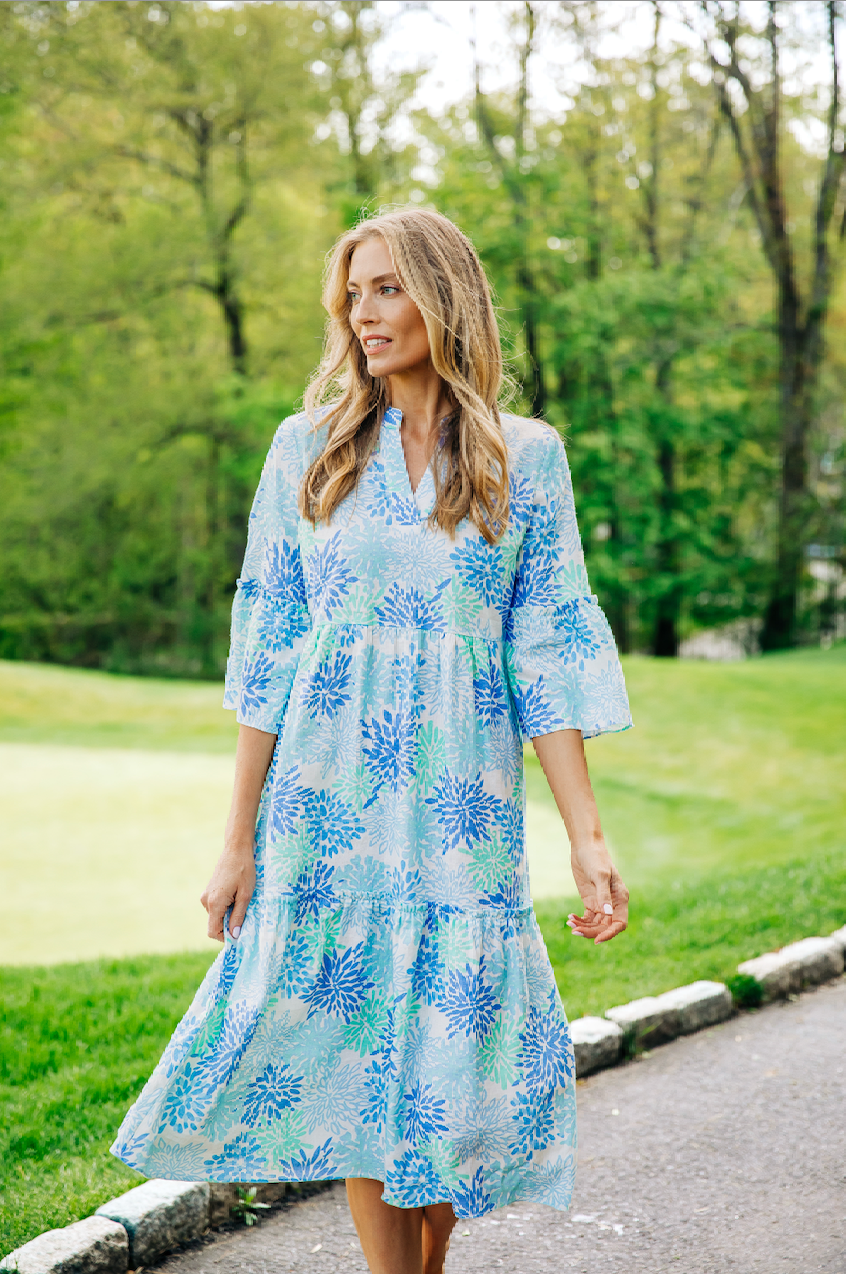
531, 728, 604, 852
225, 724, 277, 853
531, 727, 628, 943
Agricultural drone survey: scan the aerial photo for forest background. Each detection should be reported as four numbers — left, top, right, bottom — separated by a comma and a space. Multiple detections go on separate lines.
0, 0, 845, 676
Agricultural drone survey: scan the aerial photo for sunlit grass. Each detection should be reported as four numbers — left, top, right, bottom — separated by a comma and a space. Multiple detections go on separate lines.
0, 954, 215, 1256
1, 648, 845, 1254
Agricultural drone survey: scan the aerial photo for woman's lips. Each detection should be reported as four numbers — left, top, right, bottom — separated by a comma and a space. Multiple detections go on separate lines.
363, 337, 392, 353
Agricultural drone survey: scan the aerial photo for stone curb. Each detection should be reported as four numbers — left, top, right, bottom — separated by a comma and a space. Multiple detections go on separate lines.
571, 925, 845, 1078
1, 1183, 324, 1274
4, 925, 845, 1273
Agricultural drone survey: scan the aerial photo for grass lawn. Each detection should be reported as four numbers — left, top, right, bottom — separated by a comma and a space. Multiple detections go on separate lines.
1, 648, 845, 1253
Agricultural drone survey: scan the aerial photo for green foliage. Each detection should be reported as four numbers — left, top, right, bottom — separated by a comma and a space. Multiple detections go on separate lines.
230, 1187, 270, 1227
0, 2, 844, 672
0, 952, 215, 1255
727, 973, 765, 1010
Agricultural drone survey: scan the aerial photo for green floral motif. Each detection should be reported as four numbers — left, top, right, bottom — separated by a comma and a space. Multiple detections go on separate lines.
463, 829, 512, 896
303, 908, 344, 962
416, 721, 446, 794
343, 993, 390, 1057
440, 918, 476, 972
271, 824, 312, 887
478, 1019, 521, 1088
188, 1001, 226, 1058
441, 579, 482, 630
422, 1136, 462, 1186
335, 761, 373, 814
255, 1110, 310, 1167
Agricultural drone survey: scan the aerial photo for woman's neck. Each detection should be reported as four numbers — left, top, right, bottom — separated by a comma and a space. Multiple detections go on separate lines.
387, 364, 452, 443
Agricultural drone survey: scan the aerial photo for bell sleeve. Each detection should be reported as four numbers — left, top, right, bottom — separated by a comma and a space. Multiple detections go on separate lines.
222, 419, 311, 733
504, 433, 632, 741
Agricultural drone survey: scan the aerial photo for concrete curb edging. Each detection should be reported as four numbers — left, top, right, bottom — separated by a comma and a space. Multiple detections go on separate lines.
1, 1183, 324, 1274
4, 924, 845, 1274
570, 925, 846, 1078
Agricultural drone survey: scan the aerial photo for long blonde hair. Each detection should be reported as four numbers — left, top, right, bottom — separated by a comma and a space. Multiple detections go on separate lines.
300, 208, 510, 543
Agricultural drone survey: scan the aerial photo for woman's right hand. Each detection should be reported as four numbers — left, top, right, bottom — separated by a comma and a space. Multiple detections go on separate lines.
200, 844, 256, 943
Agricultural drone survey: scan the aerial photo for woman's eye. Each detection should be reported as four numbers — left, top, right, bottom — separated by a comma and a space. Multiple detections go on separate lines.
382, 286, 399, 295
347, 292, 360, 304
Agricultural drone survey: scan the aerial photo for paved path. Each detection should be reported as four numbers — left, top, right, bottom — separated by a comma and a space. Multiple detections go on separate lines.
155, 979, 846, 1274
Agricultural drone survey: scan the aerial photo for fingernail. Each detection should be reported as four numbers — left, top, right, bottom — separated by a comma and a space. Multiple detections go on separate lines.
603, 904, 613, 915
572, 931, 586, 938
232, 925, 241, 939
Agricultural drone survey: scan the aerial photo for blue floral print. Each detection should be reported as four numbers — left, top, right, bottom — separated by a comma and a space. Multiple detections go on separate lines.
111, 408, 631, 1218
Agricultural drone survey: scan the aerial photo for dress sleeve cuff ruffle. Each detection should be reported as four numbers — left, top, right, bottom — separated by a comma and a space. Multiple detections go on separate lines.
504, 595, 632, 740
222, 578, 311, 733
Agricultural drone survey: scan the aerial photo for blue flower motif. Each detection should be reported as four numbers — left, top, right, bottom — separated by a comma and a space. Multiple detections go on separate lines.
143, 1139, 208, 1179
157, 1065, 208, 1135
375, 581, 448, 630
308, 533, 357, 615
256, 600, 308, 653
362, 1050, 392, 1132
195, 1001, 261, 1088
278, 1139, 335, 1181
270, 766, 308, 836
385, 492, 421, 526
509, 1090, 555, 1157
275, 927, 314, 999
508, 473, 534, 528
306, 943, 374, 1022
403, 1080, 449, 1145
439, 958, 501, 1040
385, 1150, 445, 1207
510, 677, 565, 736
499, 800, 524, 864
451, 1166, 493, 1218
362, 707, 416, 805
510, 549, 558, 610
204, 1132, 266, 1179
265, 539, 307, 606
450, 540, 504, 605
518, 993, 574, 1094
426, 773, 502, 850
304, 790, 365, 857
473, 659, 508, 726
239, 652, 274, 714
242, 1063, 304, 1128
293, 860, 336, 922
556, 599, 605, 668
409, 928, 444, 1005
211, 942, 241, 1008
302, 651, 353, 718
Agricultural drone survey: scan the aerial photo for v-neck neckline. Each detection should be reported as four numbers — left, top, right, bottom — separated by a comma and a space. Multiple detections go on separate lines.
379, 406, 438, 520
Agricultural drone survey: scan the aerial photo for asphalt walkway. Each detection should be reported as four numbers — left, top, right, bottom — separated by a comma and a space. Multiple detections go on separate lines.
154, 977, 846, 1274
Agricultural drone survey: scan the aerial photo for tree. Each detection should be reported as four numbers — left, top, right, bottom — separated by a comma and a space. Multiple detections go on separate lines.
699, 0, 846, 648
473, 1, 547, 415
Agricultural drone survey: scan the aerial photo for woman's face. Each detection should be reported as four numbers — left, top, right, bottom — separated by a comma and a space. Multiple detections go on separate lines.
347, 236, 432, 379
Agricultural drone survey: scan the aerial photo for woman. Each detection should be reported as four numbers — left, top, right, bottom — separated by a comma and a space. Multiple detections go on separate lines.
112, 208, 631, 1274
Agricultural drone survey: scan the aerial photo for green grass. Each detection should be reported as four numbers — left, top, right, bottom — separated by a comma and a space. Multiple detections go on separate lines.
1, 647, 845, 1253
0, 660, 237, 752
0, 953, 215, 1256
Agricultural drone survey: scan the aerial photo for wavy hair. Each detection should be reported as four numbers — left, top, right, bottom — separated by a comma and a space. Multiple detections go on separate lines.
299, 208, 511, 543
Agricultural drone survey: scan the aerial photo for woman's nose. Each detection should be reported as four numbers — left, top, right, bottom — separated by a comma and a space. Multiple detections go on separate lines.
355, 290, 378, 324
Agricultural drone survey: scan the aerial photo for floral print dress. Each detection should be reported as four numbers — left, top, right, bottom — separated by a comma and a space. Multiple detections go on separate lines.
111, 407, 631, 1217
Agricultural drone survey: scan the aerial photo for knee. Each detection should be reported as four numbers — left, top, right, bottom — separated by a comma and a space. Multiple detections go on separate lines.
423, 1202, 457, 1243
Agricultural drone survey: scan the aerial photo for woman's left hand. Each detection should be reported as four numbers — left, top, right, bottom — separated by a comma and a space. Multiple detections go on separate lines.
567, 844, 629, 944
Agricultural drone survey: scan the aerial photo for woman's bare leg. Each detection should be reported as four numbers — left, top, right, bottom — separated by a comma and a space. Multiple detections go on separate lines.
345, 1180, 457, 1274
346, 1179, 423, 1274
421, 1202, 457, 1274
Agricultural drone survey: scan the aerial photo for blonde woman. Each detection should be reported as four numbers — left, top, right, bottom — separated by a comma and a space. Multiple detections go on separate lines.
112, 208, 631, 1274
